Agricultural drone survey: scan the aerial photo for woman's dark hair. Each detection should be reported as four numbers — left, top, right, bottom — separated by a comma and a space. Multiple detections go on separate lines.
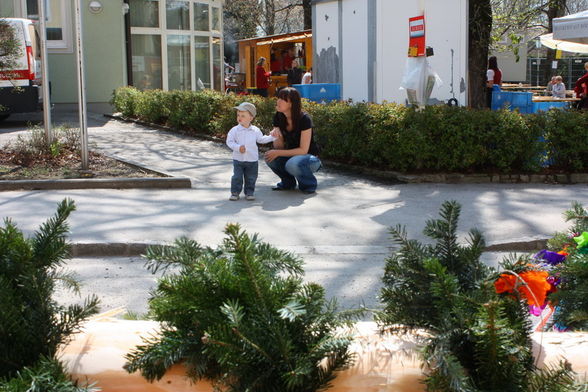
488, 56, 499, 71
276, 87, 302, 131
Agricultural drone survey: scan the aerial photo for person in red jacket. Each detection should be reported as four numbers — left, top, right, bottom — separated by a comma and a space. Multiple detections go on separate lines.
255, 57, 271, 97
574, 61, 588, 109
486, 56, 502, 108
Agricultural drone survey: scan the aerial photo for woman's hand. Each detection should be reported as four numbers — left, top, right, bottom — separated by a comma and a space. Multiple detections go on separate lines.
265, 149, 281, 162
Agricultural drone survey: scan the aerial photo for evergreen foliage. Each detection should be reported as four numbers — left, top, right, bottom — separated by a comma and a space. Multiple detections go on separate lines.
125, 223, 359, 392
0, 356, 97, 392
0, 199, 100, 378
378, 200, 579, 392
547, 202, 588, 330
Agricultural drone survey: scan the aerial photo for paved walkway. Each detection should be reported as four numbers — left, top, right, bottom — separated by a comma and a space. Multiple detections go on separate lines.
1, 111, 588, 313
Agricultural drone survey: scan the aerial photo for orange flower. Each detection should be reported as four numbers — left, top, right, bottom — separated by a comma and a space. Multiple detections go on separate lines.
494, 270, 552, 307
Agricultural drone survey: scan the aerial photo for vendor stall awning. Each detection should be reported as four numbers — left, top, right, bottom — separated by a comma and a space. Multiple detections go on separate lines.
553, 10, 588, 44
539, 33, 588, 53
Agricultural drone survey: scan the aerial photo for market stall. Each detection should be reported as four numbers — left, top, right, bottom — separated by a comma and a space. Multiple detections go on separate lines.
238, 30, 312, 97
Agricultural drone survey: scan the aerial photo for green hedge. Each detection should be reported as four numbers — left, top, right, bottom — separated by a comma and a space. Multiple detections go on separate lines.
111, 87, 588, 173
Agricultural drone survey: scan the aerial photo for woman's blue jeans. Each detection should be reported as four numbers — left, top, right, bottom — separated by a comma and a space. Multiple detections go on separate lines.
266, 154, 322, 192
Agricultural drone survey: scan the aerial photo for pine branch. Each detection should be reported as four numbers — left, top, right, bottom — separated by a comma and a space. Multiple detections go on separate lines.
31, 198, 76, 269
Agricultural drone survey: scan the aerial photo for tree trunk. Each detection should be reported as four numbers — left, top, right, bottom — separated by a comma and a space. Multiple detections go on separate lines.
468, 0, 492, 108
303, 0, 312, 30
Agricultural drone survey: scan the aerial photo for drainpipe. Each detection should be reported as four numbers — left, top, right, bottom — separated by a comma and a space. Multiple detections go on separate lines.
123, 0, 133, 86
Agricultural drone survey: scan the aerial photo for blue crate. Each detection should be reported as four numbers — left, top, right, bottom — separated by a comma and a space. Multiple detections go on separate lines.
511, 92, 533, 107
491, 91, 513, 110
293, 83, 341, 103
531, 101, 569, 113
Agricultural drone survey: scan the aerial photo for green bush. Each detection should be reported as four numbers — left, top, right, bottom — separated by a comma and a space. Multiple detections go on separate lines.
125, 224, 359, 392
0, 199, 99, 378
111, 88, 588, 173
542, 110, 588, 171
111, 86, 141, 118
134, 89, 169, 124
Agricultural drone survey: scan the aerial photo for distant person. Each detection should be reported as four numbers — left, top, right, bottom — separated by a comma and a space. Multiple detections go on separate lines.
574, 61, 588, 109
301, 67, 312, 85
281, 49, 293, 72
486, 56, 502, 108
551, 76, 566, 98
270, 52, 281, 75
286, 59, 304, 86
255, 57, 271, 97
226, 102, 275, 201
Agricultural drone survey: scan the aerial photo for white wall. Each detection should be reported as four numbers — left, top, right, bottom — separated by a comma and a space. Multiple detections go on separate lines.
314, 1, 340, 84
341, 0, 368, 101
314, 0, 468, 104
493, 50, 528, 82
377, 0, 468, 105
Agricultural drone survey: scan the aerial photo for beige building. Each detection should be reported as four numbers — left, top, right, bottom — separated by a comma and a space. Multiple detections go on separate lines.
0, 0, 225, 111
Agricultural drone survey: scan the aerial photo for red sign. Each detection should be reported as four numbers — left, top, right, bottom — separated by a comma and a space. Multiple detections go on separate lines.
408, 16, 425, 57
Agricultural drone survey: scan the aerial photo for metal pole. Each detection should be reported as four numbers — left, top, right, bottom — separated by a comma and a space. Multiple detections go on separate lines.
37, 0, 52, 142
536, 39, 540, 87
73, 0, 89, 170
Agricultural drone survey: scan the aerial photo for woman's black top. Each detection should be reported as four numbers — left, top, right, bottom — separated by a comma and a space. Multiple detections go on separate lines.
273, 112, 320, 156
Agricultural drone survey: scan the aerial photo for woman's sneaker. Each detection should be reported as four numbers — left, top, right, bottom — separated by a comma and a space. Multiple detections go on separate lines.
229, 194, 239, 201
245, 195, 255, 201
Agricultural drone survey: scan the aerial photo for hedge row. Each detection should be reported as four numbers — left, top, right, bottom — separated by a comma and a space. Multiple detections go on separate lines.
111, 87, 588, 172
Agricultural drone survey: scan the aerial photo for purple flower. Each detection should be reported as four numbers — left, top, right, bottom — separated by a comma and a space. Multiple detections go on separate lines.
533, 250, 566, 266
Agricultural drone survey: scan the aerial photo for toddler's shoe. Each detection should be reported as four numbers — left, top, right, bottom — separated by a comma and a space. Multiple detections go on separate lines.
245, 195, 255, 201
229, 194, 239, 201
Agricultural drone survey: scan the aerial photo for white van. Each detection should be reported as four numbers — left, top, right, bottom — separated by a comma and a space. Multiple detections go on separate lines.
0, 18, 43, 120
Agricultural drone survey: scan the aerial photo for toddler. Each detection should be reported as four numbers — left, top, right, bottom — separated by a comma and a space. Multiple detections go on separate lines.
226, 102, 275, 201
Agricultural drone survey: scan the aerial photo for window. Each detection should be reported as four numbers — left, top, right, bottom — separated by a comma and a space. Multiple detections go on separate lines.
26, 0, 72, 52
194, 36, 210, 89
212, 36, 221, 91
211, 6, 220, 32
167, 35, 191, 90
130, 0, 160, 28
132, 34, 163, 90
194, 3, 209, 31
166, 0, 189, 30
130, 0, 223, 91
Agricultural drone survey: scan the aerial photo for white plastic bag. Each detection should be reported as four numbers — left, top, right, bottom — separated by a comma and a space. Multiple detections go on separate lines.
400, 57, 442, 107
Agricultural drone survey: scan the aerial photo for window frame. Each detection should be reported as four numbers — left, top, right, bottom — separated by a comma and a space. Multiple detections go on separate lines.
130, 0, 223, 91
22, 0, 73, 53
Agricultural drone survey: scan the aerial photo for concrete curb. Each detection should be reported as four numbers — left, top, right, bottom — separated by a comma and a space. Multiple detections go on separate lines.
107, 114, 588, 185
70, 240, 549, 258
0, 177, 192, 191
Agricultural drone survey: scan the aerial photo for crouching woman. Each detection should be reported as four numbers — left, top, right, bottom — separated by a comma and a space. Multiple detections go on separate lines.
264, 87, 321, 194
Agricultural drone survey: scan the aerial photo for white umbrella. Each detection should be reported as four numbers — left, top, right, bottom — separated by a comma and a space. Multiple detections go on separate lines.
539, 33, 588, 53
553, 10, 588, 44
